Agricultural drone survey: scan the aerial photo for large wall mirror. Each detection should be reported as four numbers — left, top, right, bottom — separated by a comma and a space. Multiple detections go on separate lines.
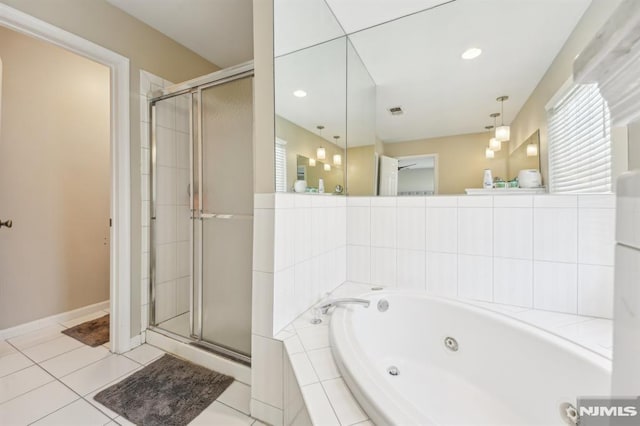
274, 0, 627, 195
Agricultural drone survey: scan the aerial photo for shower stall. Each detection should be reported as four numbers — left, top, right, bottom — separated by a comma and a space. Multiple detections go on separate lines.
148, 63, 254, 364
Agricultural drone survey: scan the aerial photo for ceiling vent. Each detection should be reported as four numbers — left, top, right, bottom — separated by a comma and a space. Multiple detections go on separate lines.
388, 106, 404, 115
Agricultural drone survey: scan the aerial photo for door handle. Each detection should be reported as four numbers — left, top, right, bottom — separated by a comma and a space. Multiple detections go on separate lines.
0, 219, 13, 229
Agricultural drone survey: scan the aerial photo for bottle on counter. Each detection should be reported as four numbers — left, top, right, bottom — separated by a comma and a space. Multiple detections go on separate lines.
483, 169, 493, 189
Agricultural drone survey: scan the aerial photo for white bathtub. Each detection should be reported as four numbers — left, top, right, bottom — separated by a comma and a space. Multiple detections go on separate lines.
329, 291, 611, 425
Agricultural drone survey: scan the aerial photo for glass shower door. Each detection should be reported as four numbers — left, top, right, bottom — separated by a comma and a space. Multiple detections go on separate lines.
196, 75, 253, 359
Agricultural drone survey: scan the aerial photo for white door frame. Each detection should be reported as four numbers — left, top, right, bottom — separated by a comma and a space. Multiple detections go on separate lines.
0, 4, 132, 353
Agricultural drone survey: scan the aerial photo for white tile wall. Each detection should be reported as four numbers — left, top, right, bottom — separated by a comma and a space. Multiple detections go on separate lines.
346, 194, 616, 318
140, 70, 193, 333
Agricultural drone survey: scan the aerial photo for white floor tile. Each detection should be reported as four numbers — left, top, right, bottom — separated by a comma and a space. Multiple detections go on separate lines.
113, 415, 136, 426
0, 381, 78, 425
217, 381, 251, 415
21, 335, 83, 363
321, 378, 368, 425
40, 345, 111, 378
60, 355, 140, 396
7, 325, 65, 350
0, 365, 54, 404
84, 364, 147, 420
0, 341, 17, 358
61, 311, 109, 329
123, 344, 165, 365
0, 351, 33, 378
32, 398, 111, 425
189, 401, 254, 425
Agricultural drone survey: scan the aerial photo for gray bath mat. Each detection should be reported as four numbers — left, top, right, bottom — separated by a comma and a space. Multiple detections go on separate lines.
94, 354, 234, 425
61, 314, 109, 347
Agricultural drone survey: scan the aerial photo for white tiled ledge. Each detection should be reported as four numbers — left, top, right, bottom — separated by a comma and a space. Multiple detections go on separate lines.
276, 282, 612, 426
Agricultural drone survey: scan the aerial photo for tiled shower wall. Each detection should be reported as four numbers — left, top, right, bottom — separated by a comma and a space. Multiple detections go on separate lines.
346, 194, 616, 318
139, 70, 191, 331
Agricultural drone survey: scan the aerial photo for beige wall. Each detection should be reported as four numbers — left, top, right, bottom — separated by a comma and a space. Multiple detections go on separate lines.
0, 27, 110, 328
276, 115, 345, 191
509, 0, 623, 186
629, 121, 640, 170
1, 0, 219, 336
347, 145, 376, 195
383, 132, 508, 195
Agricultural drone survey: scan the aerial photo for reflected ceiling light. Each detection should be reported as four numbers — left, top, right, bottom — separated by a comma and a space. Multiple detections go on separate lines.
324, 163, 331, 171
495, 96, 511, 141
461, 47, 482, 60
316, 125, 326, 160
488, 117, 501, 151
527, 143, 539, 157
485, 147, 495, 159
293, 89, 307, 98
309, 158, 316, 166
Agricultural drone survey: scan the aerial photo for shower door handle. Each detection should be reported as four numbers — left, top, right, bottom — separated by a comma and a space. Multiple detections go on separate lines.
0, 219, 12, 229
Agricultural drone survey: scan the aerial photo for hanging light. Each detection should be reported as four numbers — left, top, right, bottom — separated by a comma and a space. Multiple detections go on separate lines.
489, 113, 501, 151
485, 147, 495, 159
485, 123, 501, 151
495, 96, 510, 141
527, 143, 538, 157
332, 136, 342, 165
316, 125, 326, 160
324, 163, 331, 171
309, 158, 316, 166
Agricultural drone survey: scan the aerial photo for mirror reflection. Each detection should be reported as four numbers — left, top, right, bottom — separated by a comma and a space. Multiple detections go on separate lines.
274, 0, 626, 195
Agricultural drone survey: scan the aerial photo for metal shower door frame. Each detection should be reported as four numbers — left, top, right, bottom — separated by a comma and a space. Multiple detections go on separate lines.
149, 62, 254, 364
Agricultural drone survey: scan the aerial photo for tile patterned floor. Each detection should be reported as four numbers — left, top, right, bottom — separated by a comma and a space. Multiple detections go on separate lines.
0, 309, 262, 425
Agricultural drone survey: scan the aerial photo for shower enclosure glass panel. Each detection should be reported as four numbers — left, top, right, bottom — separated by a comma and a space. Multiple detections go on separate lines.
150, 66, 254, 362
151, 93, 192, 338
199, 77, 254, 357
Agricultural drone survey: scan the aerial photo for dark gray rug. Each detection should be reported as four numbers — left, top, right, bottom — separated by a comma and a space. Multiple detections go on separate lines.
61, 314, 109, 347
94, 354, 234, 426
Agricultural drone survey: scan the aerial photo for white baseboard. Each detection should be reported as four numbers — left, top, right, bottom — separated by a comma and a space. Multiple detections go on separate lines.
129, 334, 142, 349
0, 300, 109, 341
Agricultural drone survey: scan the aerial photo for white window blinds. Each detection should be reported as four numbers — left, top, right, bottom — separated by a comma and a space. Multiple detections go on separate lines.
547, 83, 612, 193
275, 138, 287, 192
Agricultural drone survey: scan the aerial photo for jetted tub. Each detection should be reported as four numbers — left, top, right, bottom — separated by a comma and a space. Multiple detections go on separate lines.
329, 291, 611, 425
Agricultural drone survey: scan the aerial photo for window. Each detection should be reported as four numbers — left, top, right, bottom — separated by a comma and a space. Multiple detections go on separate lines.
275, 138, 287, 192
547, 82, 611, 193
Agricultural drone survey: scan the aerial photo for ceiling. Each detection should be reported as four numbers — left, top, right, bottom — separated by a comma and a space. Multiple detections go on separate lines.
106, 0, 253, 68
274, 0, 592, 146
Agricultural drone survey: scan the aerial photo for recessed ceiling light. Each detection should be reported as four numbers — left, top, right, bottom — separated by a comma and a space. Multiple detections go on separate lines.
461, 47, 482, 60
293, 89, 307, 98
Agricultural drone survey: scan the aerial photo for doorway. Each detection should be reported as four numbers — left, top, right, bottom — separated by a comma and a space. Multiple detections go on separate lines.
397, 154, 439, 195
0, 4, 131, 353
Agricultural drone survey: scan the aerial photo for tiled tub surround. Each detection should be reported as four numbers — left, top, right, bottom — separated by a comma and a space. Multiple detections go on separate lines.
251, 193, 347, 423
346, 194, 616, 319
277, 282, 612, 425
251, 193, 615, 425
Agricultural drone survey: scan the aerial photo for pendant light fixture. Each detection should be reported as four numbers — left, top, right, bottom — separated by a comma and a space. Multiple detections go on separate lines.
332, 136, 342, 165
309, 158, 316, 166
495, 96, 510, 141
489, 113, 501, 151
526, 143, 538, 157
485, 147, 495, 159
485, 125, 496, 159
316, 125, 326, 160
324, 163, 331, 171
